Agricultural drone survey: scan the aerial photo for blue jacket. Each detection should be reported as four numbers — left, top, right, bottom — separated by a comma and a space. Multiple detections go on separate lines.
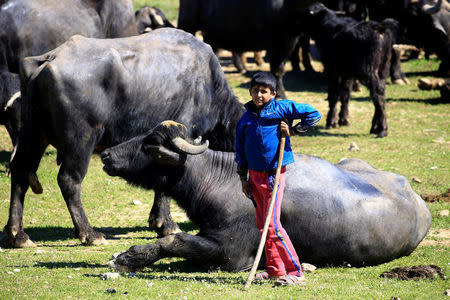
235, 98, 321, 172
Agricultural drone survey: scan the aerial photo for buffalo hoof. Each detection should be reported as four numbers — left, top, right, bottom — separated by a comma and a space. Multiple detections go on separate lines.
80, 231, 108, 246
339, 119, 350, 126
108, 253, 136, 273
108, 259, 134, 273
376, 131, 388, 138
352, 81, 362, 92
325, 123, 338, 129
108, 246, 148, 273
236, 68, 247, 74
3, 232, 36, 248
393, 78, 406, 85
417, 78, 445, 90
149, 216, 181, 237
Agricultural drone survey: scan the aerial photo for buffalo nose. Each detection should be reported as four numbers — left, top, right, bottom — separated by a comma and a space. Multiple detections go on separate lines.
101, 150, 110, 162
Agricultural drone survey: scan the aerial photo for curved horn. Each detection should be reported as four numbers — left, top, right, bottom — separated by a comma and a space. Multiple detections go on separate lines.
171, 136, 209, 155
420, 0, 442, 14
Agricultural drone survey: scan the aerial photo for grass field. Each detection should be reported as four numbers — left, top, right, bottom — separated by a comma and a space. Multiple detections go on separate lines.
0, 1, 448, 299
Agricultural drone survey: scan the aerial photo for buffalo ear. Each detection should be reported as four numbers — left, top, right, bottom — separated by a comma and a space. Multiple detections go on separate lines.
142, 144, 186, 166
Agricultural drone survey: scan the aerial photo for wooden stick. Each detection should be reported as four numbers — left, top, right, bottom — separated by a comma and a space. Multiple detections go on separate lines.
244, 134, 286, 289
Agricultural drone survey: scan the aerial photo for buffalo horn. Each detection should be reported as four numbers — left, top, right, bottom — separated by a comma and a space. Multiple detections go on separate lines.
171, 136, 209, 154
420, 0, 442, 14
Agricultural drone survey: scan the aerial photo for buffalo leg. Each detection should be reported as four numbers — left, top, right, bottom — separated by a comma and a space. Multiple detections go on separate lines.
367, 75, 388, 137
290, 34, 313, 73
338, 79, 352, 126
232, 52, 247, 74
268, 35, 299, 99
289, 40, 301, 72
326, 78, 340, 129
269, 54, 287, 99
108, 232, 221, 273
299, 34, 314, 72
254, 51, 264, 66
57, 136, 106, 245
148, 190, 181, 236
4, 130, 47, 248
390, 48, 409, 85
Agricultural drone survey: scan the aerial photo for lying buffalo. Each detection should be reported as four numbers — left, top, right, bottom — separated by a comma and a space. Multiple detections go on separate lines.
103, 121, 431, 271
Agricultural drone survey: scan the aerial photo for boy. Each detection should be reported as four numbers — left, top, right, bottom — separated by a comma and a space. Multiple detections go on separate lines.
235, 72, 321, 286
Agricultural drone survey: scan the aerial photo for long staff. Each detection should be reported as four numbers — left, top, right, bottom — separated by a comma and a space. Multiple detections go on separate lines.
244, 133, 286, 289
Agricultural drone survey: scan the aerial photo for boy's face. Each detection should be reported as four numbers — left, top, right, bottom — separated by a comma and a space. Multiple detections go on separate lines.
249, 85, 276, 109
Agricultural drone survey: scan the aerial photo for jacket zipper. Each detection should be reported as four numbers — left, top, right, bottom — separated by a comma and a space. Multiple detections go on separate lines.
256, 106, 270, 170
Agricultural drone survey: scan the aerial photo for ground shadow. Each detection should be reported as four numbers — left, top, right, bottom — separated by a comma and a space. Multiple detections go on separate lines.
388, 96, 447, 105
323, 94, 445, 105
236, 69, 328, 94
219, 56, 234, 68
31, 259, 243, 284
3, 221, 198, 244
296, 125, 368, 138
283, 70, 327, 93
129, 272, 244, 285
404, 69, 440, 77
34, 261, 106, 269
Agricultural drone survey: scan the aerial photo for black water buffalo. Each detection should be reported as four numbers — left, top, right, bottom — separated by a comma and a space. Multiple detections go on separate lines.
404, 0, 449, 76
178, 0, 316, 99
135, 6, 175, 34
0, 0, 137, 159
5, 28, 244, 248
356, 0, 449, 77
102, 121, 431, 271
302, 3, 397, 137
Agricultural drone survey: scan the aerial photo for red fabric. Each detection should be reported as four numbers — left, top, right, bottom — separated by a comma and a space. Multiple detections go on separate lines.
248, 168, 303, 277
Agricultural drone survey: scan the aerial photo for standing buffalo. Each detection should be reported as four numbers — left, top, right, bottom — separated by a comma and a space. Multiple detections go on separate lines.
0, 0, 137, 161
103, 121, 431, 271
178, 0, 316, 99
5, 28, 243, 248
354, 0, 449, 77
302, 3, 397, 137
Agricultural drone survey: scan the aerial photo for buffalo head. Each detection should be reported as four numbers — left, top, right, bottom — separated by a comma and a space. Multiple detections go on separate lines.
101, 120, 209, 188
419, 0, 447, 14
135, 6, 174, 34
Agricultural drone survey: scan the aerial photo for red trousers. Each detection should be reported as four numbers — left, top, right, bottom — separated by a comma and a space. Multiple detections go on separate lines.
249, 168, 303, 277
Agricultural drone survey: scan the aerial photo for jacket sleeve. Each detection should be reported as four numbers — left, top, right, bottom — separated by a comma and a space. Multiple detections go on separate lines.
235, 117, 248, 179
286, 101, 321, 133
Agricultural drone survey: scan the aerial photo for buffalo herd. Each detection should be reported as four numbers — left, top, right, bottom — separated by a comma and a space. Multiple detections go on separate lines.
0, 0, 444, 272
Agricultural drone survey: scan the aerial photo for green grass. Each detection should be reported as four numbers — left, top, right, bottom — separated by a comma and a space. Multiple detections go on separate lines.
0, 1, 448, 298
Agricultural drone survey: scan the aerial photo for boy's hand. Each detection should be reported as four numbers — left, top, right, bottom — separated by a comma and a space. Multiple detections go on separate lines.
241, 179, 252, 199
280, 119, 290, 136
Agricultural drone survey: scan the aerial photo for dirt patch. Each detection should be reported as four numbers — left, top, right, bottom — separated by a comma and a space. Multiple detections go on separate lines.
380, 265, 446, 281
421, 189, 450, 203
419, 229, 450, 247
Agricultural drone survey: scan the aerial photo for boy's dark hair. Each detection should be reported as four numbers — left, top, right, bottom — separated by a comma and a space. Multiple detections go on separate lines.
250, 72, 277, 92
